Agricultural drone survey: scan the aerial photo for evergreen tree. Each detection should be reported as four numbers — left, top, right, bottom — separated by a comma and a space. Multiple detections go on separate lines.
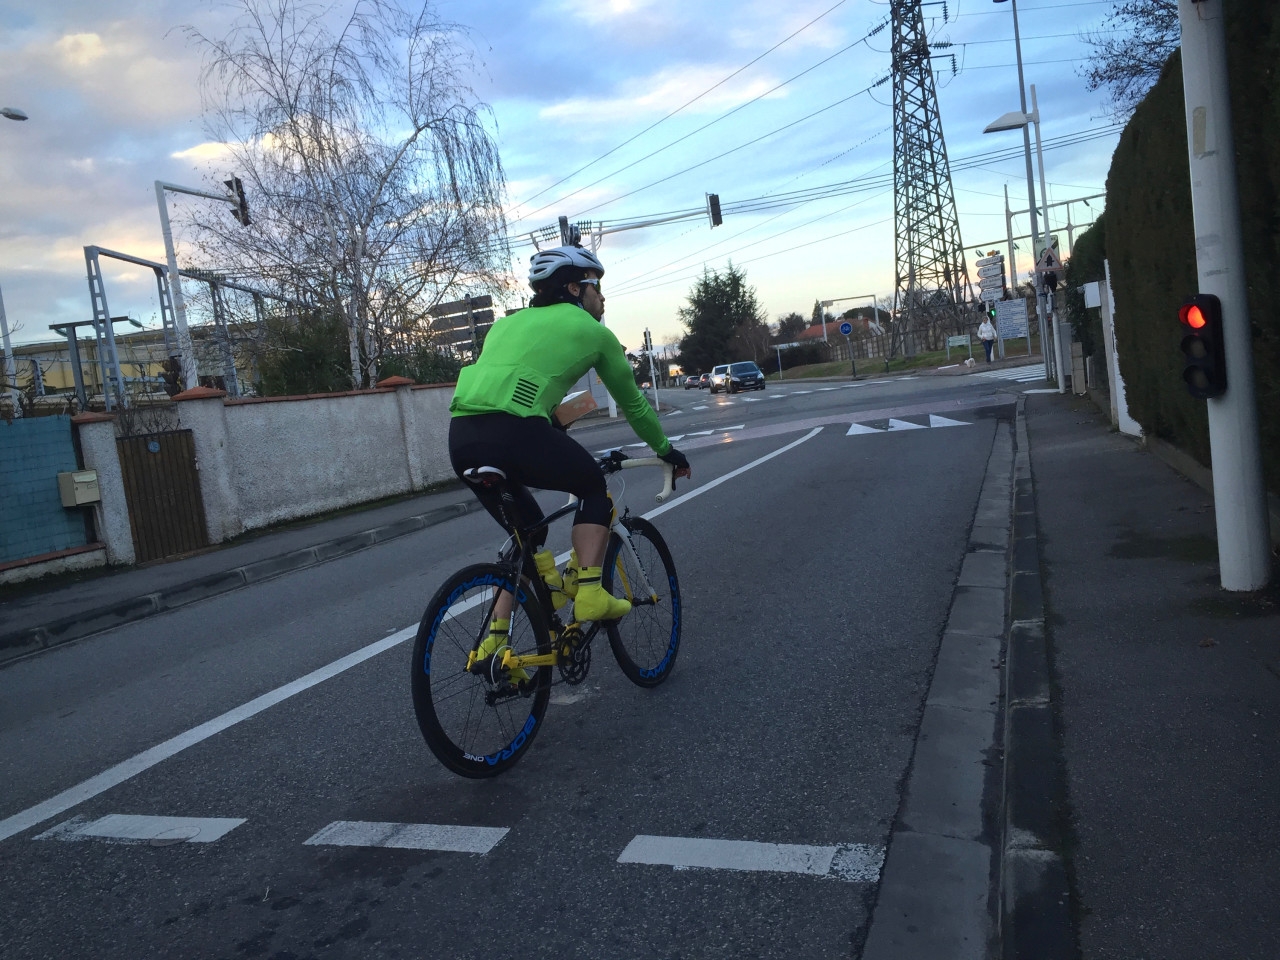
677, 263, 768, 370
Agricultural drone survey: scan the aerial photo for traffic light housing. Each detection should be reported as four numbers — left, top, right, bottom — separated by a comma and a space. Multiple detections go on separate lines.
1179, 294, 1227, 398
225, 176, 251, 226
707, 193, 722, 227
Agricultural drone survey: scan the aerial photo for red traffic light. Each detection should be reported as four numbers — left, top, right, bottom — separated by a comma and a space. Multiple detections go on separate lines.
1178, 294, 1226, 398
1180, 303, 1207, 329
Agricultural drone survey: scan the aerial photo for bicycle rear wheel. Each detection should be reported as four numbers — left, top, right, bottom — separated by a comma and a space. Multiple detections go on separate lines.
602, 517, 681, 687
411, 563, 553, 777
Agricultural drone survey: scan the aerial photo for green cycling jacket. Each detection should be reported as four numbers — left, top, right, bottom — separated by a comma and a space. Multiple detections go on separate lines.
449, 302, 671, 455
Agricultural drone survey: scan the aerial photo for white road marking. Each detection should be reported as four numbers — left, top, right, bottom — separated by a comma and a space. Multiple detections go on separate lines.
686, 430, 715, 436
0, 626, 416, 842
1023, 388, 1058, 394
618, 835, 884, 882
305, 821, 508, 854
928, 414, 971, 428
971, 367, 1045, 382
791, 390, 812, 395
742, 397, 763, 402
643, 428, 821, 522
692, 405, 709, 410
667, 435, 684, 442
37, 814, 245, 844
847, 423, 883, 435
887, 418, 927, 431
666, 410, 683, 416
818, 387, 838, 392
767, 394, 785, 399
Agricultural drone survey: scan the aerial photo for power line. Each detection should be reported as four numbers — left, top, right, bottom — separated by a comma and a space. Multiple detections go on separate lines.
507, 0, 857, 219
512, 14, 890, 227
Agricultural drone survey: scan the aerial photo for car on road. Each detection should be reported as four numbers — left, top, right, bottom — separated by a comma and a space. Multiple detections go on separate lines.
684, 375, 700, 389
697, 373, 710, 389
725, 361, 766, 393
710, 361, 766, 394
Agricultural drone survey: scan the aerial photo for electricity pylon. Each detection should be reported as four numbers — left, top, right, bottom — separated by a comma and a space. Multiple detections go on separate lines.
890, 0, 971, 356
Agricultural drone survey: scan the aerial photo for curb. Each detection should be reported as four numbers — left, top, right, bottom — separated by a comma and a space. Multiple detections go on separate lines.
0, 500, 486, 668
999, 394, 1076, 959
862, 407, 1016, 960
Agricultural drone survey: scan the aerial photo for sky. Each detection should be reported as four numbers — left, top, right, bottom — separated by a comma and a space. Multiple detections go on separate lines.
0, 0, 1124, 357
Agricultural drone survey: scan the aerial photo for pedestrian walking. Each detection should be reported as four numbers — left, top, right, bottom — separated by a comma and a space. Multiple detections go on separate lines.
978, 316, 996, 362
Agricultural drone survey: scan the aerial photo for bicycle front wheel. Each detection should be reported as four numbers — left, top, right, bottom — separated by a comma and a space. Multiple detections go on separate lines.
602, 516, 681, 687
411, 563, 552, 778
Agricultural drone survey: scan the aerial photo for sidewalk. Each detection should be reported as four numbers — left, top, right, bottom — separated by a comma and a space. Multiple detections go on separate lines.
1012, 391, 1280, 958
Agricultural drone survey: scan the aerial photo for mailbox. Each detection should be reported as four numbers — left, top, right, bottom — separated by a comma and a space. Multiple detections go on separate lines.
57, 470, 101, 507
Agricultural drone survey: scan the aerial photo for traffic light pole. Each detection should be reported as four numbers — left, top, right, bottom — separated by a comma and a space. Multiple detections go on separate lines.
1178, 0, 1270, 590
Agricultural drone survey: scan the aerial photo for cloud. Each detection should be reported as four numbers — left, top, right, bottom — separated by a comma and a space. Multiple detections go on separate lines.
540, 64, 785, 125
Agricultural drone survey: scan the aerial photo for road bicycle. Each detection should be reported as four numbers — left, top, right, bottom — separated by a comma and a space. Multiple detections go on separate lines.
411, 452, 681, 778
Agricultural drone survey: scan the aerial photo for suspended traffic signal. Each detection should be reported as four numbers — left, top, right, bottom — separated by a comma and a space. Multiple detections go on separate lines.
707, 193, 722, 227
224, 176, 251, 226
1179, 294, 1226, 398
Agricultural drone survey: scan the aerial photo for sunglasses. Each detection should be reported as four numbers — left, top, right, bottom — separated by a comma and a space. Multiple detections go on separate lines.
578, 278, 602, 293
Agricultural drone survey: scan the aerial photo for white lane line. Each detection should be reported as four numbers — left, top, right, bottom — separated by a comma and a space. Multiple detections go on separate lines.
1023, 388, 1058, 394
0, 626, 416, 842
886, 418, 927, 431
618, 835, 884, 882
3, 425, 819, 844
791, 390, 812, 395
817, 387, 838, 391
928, 414, 971, 428
686, 430, 715, 436
304, 821, 508, 854
642, 427, 822, 522
693, 405, 709, 410
767, 394, 785, 399
37, 814, 245, 844
666, 410, 683, 416
742, 397, 763, 402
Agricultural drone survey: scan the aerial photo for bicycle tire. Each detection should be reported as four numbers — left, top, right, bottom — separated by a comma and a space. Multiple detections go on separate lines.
411, 563, 553, 778
601, 516, 681, 687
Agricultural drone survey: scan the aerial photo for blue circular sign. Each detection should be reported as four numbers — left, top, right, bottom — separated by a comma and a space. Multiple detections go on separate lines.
839, 321, 853, 336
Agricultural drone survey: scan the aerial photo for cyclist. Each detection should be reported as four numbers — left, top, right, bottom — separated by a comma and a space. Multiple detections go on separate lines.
448, 245, 691, 669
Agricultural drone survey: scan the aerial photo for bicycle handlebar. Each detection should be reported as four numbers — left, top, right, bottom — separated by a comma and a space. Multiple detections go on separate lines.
598, 453, 676, 502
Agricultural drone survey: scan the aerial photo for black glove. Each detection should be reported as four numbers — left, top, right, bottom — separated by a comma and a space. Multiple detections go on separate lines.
659, 445, 689, 471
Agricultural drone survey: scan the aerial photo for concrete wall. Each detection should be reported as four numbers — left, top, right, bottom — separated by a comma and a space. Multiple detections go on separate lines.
173, 380, 456, 545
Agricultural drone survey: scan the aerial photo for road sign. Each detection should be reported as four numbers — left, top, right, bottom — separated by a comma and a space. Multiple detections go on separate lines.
429, 294, 493, 317
1035, 248, 1062, 273
977, 263, 1004, 279
978, 275, 1004, 290
839, 321, 853, 336
980, 289, 1000, 304
995, 298, 1030, 338
976, 254, 1004, 267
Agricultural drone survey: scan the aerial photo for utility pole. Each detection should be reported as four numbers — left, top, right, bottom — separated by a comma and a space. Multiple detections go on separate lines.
1178, 0, 1270, 590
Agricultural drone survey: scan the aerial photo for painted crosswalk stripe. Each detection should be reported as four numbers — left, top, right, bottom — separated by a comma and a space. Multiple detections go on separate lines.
37, 814, 246, 844
617, 835, 884, 882
305, 821, 508, 854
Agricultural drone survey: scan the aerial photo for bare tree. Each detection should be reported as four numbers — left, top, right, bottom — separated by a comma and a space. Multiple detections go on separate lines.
1080, 0, 1180, 117
184, 0, 509, 386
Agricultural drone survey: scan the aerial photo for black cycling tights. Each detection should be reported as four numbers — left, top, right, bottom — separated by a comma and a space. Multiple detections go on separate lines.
448, 412, 611, 548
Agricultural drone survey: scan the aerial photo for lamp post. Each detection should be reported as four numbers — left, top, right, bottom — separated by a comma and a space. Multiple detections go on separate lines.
988, 0, 1054, 385
2, 106, 28, 416
984, 87, 1065, 391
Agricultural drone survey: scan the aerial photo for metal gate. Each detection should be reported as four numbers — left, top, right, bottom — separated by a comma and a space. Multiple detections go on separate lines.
116, 430, 209, 564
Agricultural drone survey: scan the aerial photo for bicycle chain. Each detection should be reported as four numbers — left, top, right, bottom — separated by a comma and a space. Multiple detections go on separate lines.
557, 624, 591, 685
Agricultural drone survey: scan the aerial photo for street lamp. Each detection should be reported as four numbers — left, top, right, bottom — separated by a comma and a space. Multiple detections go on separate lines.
2, 106, 28, 416
987, 0, 1055, 386
984, 84, 1066, 392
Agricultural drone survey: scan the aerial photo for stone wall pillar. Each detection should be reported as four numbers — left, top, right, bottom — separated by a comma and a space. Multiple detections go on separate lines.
172, 386, 241, 542
72, 412, 134, 565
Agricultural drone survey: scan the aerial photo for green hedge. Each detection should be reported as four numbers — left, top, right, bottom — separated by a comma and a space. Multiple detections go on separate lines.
1104, 1, 1279, 496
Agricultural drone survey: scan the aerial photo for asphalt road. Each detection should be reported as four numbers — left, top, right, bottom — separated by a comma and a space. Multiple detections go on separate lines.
1, 370, 1026, 959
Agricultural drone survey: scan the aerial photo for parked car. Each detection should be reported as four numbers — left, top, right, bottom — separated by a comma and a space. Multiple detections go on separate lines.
697, 373, 710, 389
684, 375, 700, 389
708, 364, 730, 393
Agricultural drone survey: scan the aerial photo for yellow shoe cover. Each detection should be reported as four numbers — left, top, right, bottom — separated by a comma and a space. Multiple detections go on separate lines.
573, 582, 631, 622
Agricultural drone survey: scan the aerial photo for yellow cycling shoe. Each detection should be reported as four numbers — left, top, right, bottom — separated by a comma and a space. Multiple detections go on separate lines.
572, 568, 631, 621
475, 620, 529, 684
534, 550, 569, 611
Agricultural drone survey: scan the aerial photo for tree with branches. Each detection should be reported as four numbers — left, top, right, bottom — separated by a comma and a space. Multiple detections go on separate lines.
1080, 0, 1180, 116
183, 0, 509, 387
677, 263, 769, 371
